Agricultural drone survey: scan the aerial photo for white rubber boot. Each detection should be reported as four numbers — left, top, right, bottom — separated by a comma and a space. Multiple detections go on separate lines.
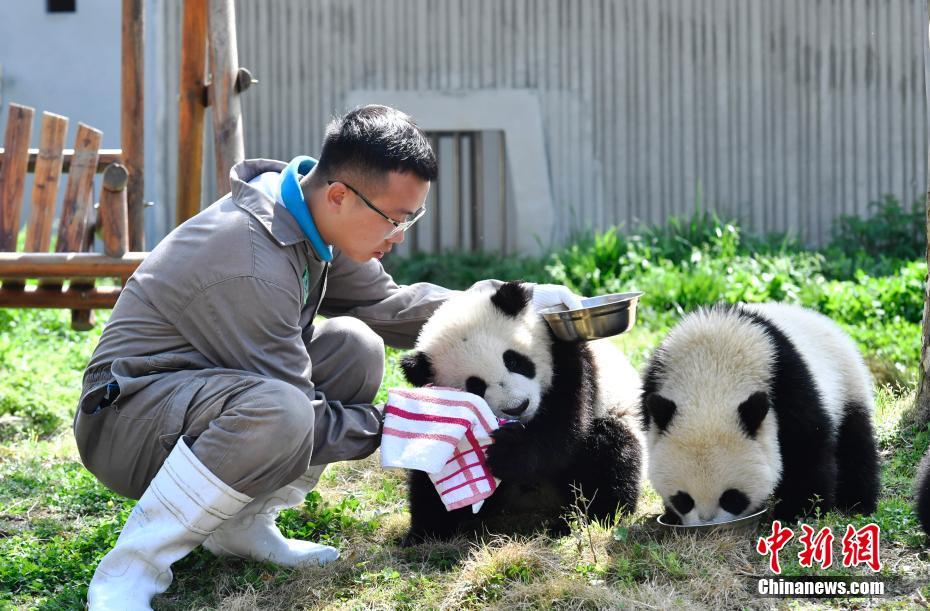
202, 464, 339, 567
87, 439, 252, 611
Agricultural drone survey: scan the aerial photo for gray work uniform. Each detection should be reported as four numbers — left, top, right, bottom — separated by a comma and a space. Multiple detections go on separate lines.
74, 158, 458, 499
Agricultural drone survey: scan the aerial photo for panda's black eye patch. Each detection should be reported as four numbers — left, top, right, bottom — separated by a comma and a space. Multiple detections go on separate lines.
719, 488, 750, 515
503, 350, 536, 379
670, 491, 694, 515
466, 377, 488, 397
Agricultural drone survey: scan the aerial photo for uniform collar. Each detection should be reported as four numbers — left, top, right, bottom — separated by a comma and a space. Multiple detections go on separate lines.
280, 156, 333, 262
229, 158, 332, 262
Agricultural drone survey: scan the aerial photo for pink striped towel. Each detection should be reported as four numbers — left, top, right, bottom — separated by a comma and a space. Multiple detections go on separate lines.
381, 387, 500, 513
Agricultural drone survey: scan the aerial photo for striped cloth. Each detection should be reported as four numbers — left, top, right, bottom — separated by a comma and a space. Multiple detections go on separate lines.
381, 387, 501, 513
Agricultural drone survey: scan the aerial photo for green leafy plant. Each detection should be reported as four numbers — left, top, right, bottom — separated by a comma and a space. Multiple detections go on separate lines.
821, 195, 925, 280
277, 491, 377, 546
385, 250, 547, 290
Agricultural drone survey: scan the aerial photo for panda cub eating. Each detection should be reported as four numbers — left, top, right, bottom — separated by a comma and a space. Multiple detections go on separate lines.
400, 281, 644, 542
642, 302, 880, 526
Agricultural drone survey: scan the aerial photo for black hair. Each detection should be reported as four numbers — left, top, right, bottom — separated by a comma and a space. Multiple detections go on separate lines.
315, 105, 437, 183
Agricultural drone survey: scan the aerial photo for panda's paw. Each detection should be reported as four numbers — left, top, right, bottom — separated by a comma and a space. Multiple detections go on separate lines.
400, 529, 438, 547
487, 423, 531, 480
492, 420, 526, 438
660, 506, 682, 525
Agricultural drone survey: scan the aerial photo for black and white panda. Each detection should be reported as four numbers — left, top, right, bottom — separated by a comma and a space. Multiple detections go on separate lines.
642, 302, 880, 525
399, 281, 645, 542
917, 449, 930, 536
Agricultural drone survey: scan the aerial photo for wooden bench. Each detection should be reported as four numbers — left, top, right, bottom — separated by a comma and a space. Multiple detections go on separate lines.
0, 103, 146, 330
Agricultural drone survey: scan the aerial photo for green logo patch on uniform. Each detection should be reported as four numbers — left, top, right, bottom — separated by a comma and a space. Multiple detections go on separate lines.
301, 266, 310, 305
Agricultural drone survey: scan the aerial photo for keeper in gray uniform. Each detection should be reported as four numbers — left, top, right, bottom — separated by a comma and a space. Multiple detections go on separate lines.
76, 104, 583, 610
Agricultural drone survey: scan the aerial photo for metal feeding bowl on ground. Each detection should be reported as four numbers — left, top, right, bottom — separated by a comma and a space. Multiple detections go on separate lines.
656, 508, 770, 534
540, 291, 643, 342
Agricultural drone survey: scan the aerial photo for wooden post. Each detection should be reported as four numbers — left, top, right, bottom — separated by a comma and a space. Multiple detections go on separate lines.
25, 112, 69, 253
208, 0, 245, 194
56, 125, 103, 254
0, 103, 34, 252
49, 123, 102, 331
177, 0, 208, 224
123, 0, 145, 251
0, 103, 34, 295
70, 300, 95, 333
97, 163, 130, 257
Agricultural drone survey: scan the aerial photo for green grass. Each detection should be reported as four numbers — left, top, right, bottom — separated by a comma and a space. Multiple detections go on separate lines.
1, 331, 927, 609
2, 208, 929, 609
0, 308, 105, 439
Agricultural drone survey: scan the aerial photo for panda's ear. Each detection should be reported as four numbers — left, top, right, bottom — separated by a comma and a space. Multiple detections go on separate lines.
490, 281, 531, 317
738, 391, 770, 438
645, 394, 677, 432
400, 351, 435, 387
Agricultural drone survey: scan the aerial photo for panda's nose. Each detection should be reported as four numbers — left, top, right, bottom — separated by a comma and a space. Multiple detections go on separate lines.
502, 398, 530, 415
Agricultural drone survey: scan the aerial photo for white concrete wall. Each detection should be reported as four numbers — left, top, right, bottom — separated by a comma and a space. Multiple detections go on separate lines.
10, 1, 924, 251
0, 2, 121, 149
161, 0, 929, 249
0, 0, 162, 247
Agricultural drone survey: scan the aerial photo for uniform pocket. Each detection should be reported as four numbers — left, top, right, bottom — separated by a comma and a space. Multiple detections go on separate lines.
77, 384, 110, 416
157, 377, 208, 451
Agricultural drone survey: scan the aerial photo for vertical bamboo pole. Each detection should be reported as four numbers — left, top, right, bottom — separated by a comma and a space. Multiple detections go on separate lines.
177, 0, 208, 225
208, 0, 245, 194
123, 0, 145, 250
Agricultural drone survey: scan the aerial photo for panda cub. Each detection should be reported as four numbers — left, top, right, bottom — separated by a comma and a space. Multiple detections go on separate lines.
400, 281, 644, 542
642, 302, 880, 525
917, 449, 930, 536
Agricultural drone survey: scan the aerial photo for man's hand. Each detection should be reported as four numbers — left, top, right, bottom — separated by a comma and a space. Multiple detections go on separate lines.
531, 283, 585, 312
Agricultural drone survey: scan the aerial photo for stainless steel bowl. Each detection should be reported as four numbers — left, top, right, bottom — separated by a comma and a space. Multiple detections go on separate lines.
540, 291, 643, 342
656, 508, 769, 534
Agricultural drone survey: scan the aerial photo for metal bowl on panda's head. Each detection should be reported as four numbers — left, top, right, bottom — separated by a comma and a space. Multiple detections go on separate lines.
656, 507, 770, 534
539, 291, 643, 342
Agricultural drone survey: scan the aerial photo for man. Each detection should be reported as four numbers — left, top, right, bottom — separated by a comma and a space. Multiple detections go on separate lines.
76, 104, 582, 610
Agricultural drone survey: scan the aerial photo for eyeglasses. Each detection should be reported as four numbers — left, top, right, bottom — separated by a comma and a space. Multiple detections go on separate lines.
327, 179, 427, 238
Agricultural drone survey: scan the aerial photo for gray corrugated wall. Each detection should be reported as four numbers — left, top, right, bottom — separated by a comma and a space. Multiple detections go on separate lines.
152, 0, 929, 248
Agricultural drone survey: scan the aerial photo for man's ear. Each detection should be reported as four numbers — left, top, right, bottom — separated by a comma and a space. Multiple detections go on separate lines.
324, 181, 347, 215
400, 351, 435, 387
